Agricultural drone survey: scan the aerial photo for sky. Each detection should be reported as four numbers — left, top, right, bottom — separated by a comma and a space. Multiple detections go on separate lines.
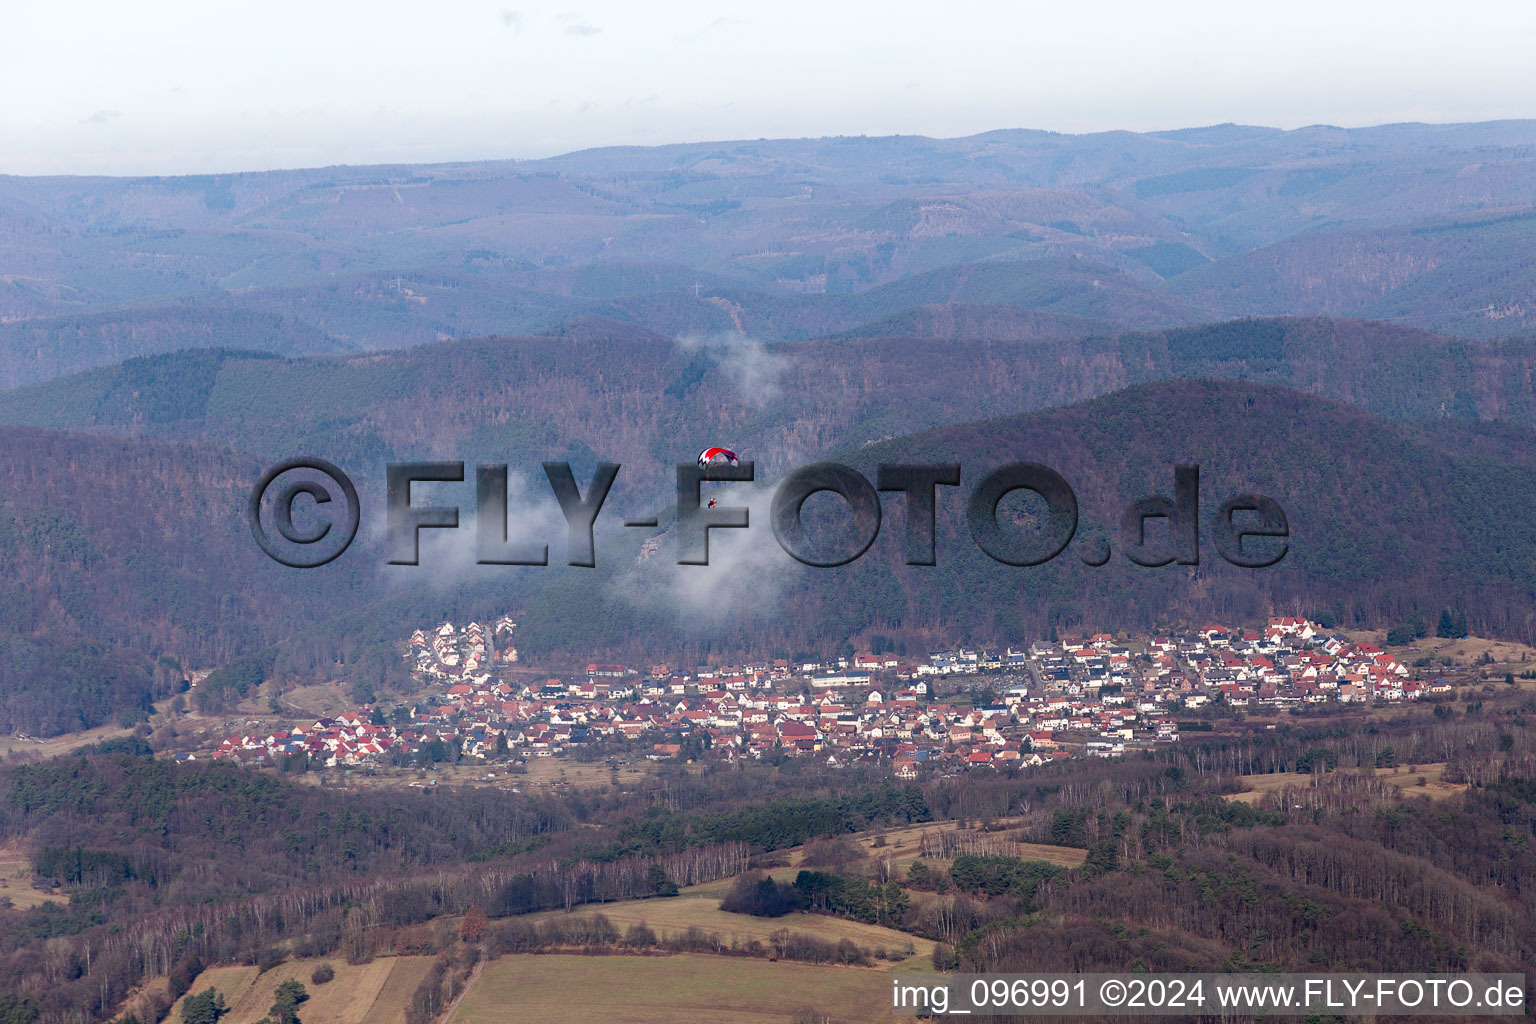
5, 1, 1536, 176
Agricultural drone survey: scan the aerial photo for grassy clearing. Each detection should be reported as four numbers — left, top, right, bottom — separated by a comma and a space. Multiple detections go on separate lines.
263, 682, 358, 720
843, 821, 956, 869
529, 888, 931, 965
1372, 763, 1466, 799
0, 722, 131, 759
449, 953, 892, 1024
0, 844, 68, 909
1354, 630, 1536, 676
770, 818, 1083, 871
520, 820, 1088, 969
1227, 762, 1465, 804
515, 758, 657, 789
166, 966, 260, 1022
839, 821, 1086, 870
1005, 842, 1088, 868
170, 957, 433, 1024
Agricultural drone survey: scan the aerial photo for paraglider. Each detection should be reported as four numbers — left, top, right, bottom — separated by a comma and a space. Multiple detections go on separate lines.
697, 447, 739, 468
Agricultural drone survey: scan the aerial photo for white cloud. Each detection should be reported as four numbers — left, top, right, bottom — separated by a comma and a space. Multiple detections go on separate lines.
608, 482, 796, 622
675, 332, 792, 408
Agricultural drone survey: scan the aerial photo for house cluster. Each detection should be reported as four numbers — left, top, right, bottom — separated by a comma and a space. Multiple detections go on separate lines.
406, 616, 519, 678
209, 708, 403, 766
203, 617, 1442, 772
1144, 619, 1446, 706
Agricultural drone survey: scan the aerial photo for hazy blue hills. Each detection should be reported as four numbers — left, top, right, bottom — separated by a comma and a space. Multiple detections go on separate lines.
3, 121, 1536, 384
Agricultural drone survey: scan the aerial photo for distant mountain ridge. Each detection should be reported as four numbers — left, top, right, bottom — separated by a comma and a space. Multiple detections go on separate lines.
3, 120, 1536, 386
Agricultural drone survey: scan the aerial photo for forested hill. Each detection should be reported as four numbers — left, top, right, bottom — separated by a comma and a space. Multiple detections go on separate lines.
4, 317, 1536, 510
0, 427, 377, 736
516, 379, 1536, 659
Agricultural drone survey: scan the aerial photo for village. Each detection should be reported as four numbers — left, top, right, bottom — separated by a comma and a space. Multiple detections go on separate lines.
202, 615, 1452, 778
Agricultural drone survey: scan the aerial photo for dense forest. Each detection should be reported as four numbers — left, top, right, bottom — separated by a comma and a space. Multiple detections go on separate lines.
0, 427, 376, 735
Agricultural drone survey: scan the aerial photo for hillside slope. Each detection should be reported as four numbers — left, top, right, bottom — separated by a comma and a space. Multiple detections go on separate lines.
517, 380, 1536, 657
0, 428, 375, 734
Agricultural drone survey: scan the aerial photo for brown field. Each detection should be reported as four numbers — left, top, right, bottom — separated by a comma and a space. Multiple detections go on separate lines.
0, 844, 68, 909
449, 953, 892, 1024
843, 821, 963, 869
366, 956, 439, 1023
260, 682, 359, 720
1372, 764, 1467, 799
1226, 762, 1465, 804
170, 957, 435, 1024
1009, 842, 1086, 867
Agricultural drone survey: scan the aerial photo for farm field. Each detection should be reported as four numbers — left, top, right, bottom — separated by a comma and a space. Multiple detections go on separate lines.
448, 953, 892, 1024
1226, 762, 1466, 804
166, 966, 260, 1022
169, 956, 435, 1024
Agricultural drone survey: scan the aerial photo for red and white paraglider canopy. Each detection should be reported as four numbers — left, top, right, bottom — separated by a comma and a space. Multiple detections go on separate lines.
697, 447, 740, 467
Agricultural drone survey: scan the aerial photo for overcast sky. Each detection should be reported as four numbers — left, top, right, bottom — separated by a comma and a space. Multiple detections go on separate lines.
6, 1, 1536, 176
